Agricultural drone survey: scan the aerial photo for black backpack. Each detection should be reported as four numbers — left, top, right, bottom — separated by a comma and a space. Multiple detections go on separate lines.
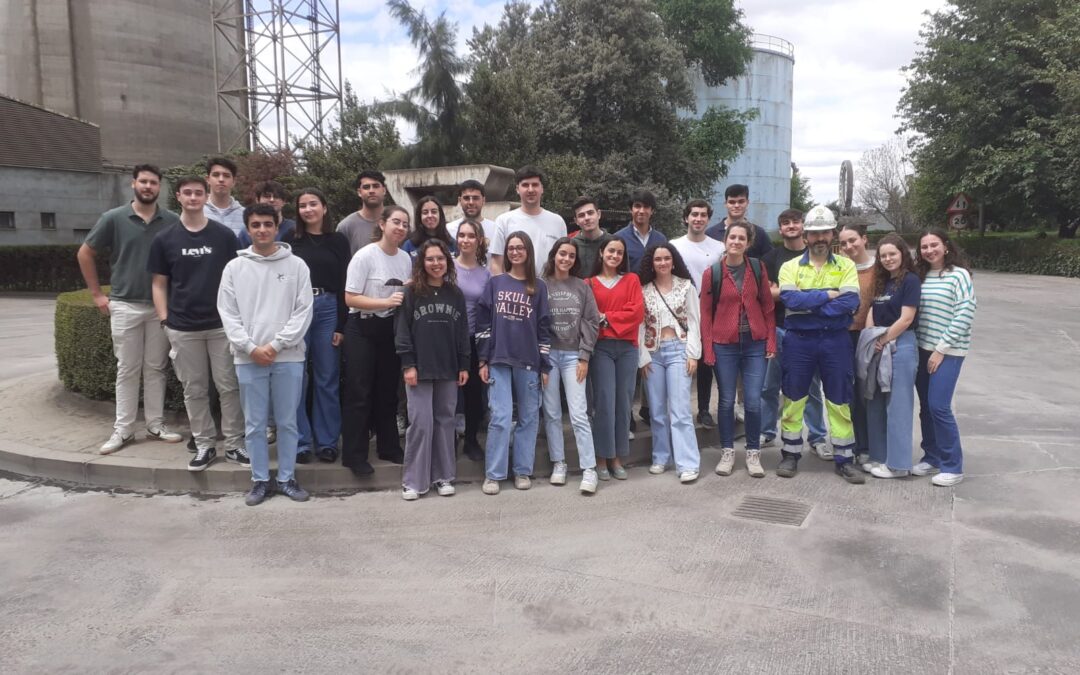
709, 257, 764, 316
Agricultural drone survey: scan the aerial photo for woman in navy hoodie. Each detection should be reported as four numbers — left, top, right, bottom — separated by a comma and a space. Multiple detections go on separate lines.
475, 231, 552, 495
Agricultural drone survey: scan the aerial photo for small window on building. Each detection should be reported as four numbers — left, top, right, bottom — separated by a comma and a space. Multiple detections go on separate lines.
73, 228, 91, 243
0, 212, 14, 229
41, 212, 57, 230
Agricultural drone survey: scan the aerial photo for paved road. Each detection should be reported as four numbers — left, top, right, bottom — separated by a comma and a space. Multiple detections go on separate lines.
2, 272, 1079, 673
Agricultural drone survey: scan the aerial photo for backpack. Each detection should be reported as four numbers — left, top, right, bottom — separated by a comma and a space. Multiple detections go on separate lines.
709, 257, 764, 316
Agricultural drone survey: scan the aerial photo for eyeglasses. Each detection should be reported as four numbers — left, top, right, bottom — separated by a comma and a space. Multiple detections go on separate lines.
506, 245, 527, 253
385, 218, 409, 227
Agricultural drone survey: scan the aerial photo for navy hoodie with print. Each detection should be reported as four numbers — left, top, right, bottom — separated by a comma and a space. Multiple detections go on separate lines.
475, 274, 552, 373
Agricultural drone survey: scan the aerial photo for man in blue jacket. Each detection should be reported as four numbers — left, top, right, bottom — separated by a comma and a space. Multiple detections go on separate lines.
614, 189, 667, 275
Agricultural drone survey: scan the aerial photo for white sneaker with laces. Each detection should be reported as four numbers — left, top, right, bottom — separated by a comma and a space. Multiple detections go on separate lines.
870, 465, 911, 479
147, 424, 183, 443
912, 461, 940, 476
648, 464, 666, 475
746, 450, 765, 478
861, 461, 879, 473
402, 487, 420, 501
931, 472, 963, 486
714, 448, 736, 476
435, 481, 455, 496
550, 461, 568, 485
679, 470, 699, 484
482, 479, 500, 495
99, 431, 134, 455
579, 469, 598, 494
811, 441, 833, 460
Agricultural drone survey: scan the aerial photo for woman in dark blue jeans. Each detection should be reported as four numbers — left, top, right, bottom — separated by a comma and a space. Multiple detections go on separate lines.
285, 188, 350, 463
699, 221, 776, 478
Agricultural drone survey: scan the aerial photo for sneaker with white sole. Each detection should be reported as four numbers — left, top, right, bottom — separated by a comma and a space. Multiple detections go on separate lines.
514, 475, 532, 490
714, 448, 736, 476
746, 450, 765, 478
147, 425, 183, 443
266, 426, 277, 445
188, 446, 216, 472
596, 467, 611, 481
648, 464, 667, 475
482, 479, 500, 495
579, 469, 598, 494
402, 487, 420, 501
396, 414, 407, 437
99, 431, 134, 455
679, 470, 699, 483
225, 447, 251, 467
550, 462, 568, 485
931, 472, 963, 486
436, 481, 455, 496
760, 436, 777, 448
861, 461, 879, 474
870, 465, 911, 479
811, 441, 833, 460
912, 461, 940, 476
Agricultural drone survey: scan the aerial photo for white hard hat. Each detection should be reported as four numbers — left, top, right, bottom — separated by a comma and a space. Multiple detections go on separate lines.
804, 205, 837, 231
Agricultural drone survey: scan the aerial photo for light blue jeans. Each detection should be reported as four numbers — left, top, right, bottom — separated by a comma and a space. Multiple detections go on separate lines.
643, 339, 700, 472
485, 364, 541, 480
542, 349, 597, 470
761, 326, 827, 443
236, 361, 304, 483
867, 330, 918, 471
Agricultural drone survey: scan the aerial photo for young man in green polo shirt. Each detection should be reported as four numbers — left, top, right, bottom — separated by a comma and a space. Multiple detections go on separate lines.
77, 164, 185, 454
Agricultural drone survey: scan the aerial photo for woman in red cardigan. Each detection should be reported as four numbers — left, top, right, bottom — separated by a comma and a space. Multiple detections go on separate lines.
587, 237, 645, 481
700, 221, 776, 478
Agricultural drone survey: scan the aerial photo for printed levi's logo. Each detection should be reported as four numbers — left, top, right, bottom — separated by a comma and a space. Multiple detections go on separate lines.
181, 246, 213, 257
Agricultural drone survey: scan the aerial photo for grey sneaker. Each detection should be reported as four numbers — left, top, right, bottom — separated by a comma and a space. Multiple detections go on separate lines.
147, 424, 183, 443
266, 426, 277, 445
811, 441, 833, 460
679, 470, 700, 483
514, 475, 532, 490
746, 450, 765, 478
649, 463, 667, 475
696, 411, 716, 428
912, 461, 940, 476
482, 479, 500, 495
99, 431, 134, 455
550, 461, 568, 486
579, 469, 598, 494
245, 480, 272, 506
276, 479, 310, 501
734, 402, 745, 423
611, 464, 628, 480
714, 448, 736, 476
596, 467, 612, 481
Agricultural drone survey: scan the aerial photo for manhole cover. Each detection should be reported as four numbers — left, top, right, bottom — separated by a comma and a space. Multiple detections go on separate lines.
732, 495, 812, 526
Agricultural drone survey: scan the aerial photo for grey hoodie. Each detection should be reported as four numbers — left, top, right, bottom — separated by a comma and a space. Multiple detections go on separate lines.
217, 243, 314, 364
204, 198, 246, 237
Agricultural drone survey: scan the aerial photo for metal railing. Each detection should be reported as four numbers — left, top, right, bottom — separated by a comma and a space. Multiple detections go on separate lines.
751, 33, 794, 59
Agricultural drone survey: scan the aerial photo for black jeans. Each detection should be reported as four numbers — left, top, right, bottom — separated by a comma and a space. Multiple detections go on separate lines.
341, 314, 401, 467
697, 362, 714, 413
462, 335, 485, 445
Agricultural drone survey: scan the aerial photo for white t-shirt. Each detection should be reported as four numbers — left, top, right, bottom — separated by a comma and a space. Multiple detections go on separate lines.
446, 216, 497, 242
490, 208, 567, 275
670, 235, 726, 293
345, 243, 413, 317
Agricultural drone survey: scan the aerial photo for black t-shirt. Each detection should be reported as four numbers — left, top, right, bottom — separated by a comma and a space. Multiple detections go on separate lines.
285, 231, 351, 332
147, 220, 240, 331
761, 245, 806, 328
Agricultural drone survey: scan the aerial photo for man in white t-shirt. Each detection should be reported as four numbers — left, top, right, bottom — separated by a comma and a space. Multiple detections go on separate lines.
489, 166, 567, 275
671, 199, 726, 430
446, 179, 496, 242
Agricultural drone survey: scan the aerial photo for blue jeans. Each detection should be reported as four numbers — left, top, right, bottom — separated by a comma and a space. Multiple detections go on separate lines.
485, 364, 541, 480
542, 349, 597, 470
761, 326, 826, 443
713, 334, 767, 450
589, 339, 638, 459
867, 331, 918, 470
236, 361, 304, 483
297, 293, 341, 451
916, 348, 966, 474
643, 339, 699, 472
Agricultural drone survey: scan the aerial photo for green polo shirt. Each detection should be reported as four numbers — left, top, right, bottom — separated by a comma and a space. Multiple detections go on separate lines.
84, 203, 181, 303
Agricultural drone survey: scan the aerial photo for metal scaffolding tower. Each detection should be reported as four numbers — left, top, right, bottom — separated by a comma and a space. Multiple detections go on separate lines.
211, 0, 343, 152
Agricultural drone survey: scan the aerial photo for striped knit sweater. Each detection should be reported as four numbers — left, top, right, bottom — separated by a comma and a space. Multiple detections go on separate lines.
916, 267, 976, 356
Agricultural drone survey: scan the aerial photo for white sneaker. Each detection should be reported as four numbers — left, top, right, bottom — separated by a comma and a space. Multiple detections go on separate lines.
99, 431, 134, 455
912, 461, 940, 476
396, 414, 407, 437
746, 450, 765, 478
870, 465, 911, 479
734, 402, 745, 423
931, 472, 963, 486
514, 475, 532, 490
679, 470, 699, 484
401, 487, 420, 501
550, 461, 568, 485
266, 426, 277, 444
482, 479, 500, 495
811, 441, 833, 460
648, 463, 667, 475
435, 481, 455, 496
714, 448, 736, 476
579, 469, 598, 494
146, 424, 183, 443
628, 430, 635, 440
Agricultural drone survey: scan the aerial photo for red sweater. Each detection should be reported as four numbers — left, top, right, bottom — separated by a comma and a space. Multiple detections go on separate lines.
699, 260, 777, 364
588, 274, 645, 346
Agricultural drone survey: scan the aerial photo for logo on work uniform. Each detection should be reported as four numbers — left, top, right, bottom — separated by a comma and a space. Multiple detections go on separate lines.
181, 246, 213, 257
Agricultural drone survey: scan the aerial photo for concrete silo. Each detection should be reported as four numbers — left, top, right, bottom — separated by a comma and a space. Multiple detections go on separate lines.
0, 0, 246, 168
691, 34, 795, 233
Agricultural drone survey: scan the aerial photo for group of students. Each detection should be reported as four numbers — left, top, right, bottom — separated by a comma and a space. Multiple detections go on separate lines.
79, 160, 976, 506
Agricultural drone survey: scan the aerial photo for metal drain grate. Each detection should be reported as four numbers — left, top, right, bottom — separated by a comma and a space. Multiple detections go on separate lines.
732, 495, 812, 526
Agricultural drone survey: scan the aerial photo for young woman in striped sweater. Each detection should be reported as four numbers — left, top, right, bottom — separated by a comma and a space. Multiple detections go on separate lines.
914, 228, 976, 486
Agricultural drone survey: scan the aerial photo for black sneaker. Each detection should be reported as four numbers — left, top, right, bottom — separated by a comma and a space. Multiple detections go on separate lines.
277, 479, 310, 502
295, 449, 314, 464
835, 461, 866, 484
186, 435, 197, 453
463, 439, 484, 462
378, 448, 405, 465
187, 446, 216, 472
226, 447, 251, 467
349, 460, 375, 477
696, 411, 716, 428
245, 480, 272, 506
776, 452, 800, 478
316, 446, 338, 463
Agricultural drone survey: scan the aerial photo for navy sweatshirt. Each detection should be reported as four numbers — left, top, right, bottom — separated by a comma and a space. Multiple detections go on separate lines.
395, 284, 471, 381
475, 274, 552, 373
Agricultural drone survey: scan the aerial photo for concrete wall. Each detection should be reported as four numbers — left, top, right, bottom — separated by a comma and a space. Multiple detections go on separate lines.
0, 0, 246, 168
691, 35, 795, 233
0, 167, 139, 245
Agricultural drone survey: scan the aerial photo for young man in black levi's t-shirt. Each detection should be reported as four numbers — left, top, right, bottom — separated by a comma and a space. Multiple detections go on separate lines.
148, 175, 246, 472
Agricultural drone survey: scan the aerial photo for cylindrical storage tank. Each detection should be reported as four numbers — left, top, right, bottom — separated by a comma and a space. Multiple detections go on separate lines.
690, 34, 794, 234
0, 0, 246, 168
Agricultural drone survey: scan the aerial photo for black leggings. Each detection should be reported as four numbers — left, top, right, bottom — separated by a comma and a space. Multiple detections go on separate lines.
341, 314, 401, 467
462, 336, 485, 444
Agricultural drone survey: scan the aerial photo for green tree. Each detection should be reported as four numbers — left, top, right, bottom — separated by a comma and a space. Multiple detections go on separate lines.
789, 163, 815, 213
654, 0, 752, 86
898, 0, 1080, 233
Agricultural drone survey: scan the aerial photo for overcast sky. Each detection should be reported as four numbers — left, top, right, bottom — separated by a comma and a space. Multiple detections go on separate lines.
337, 0, 948, 205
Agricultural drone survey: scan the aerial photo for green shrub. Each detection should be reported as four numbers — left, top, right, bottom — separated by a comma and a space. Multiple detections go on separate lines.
0, 245, 109, 293
55, 288, 184, 409
957, 235, 1080, 278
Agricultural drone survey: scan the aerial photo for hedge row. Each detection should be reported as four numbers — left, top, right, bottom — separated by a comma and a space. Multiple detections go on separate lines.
958, 235, 1080, 278
0, 245, 110, 293
55, 288, 184, 409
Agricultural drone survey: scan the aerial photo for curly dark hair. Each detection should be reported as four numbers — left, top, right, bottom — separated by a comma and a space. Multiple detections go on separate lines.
541, 237, 581, 279
915, 227, 971, 280
638, 243, 692, 285
871, 233, 919, 297
455, 218, 487, 267
410, 239, 457, 296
